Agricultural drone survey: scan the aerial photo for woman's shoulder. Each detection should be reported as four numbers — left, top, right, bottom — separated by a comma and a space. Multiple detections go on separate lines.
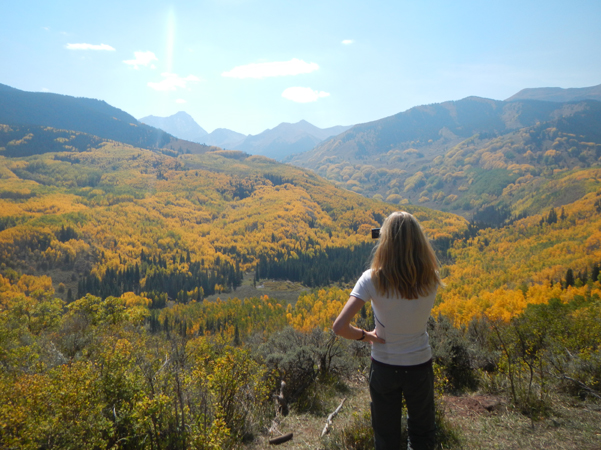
356, 269, 375, 288
360, 269, 374, 280
353, 269, 374, 287
351, 270, 376, 300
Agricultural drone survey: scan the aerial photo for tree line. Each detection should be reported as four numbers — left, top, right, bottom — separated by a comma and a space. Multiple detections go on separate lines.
77, 251, 243, 307
255, 243, 375, 287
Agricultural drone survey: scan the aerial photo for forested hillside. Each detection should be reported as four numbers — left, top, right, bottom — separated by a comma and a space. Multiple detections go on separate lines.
0, 83, 178, 150
0, 124, 465, 305
435, 174, 601, 323
290, 97, 601, 218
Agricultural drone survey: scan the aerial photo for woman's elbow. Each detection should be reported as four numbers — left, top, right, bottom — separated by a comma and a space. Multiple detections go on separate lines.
332, 319, 343, 336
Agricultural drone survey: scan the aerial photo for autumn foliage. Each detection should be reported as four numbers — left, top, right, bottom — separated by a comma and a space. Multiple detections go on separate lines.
2, 123, 601, 447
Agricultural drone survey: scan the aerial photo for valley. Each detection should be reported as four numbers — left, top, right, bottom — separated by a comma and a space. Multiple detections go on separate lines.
1, 83, 600, 449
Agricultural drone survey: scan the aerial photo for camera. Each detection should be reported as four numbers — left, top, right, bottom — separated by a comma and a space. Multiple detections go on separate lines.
371, 228, 380, 239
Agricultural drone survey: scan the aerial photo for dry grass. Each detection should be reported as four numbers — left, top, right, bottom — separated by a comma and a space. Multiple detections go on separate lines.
245, 384, 601, 450
445, 393, 601, 449
246, 377, 372, 449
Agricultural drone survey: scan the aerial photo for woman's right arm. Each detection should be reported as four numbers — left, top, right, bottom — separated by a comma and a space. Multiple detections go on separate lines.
333, 296, 385, 344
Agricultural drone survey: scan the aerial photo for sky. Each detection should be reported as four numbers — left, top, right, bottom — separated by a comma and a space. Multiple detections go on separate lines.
1, 0, 600, 136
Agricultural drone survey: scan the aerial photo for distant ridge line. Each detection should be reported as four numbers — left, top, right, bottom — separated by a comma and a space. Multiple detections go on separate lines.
506, 83, 601, 103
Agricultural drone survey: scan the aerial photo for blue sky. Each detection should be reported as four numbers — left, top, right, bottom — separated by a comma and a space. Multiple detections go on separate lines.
1, 0, 600, 135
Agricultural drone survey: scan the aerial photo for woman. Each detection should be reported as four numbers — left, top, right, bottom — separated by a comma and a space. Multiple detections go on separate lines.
333, 211, 442, 450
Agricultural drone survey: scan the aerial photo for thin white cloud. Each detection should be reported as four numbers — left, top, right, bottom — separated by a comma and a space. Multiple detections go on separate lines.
66, 43, 115, 51
123, 51, 158, 69
40, 88, 50, 92
282, 87, 330, 103
175, 99, 187, 104
222, 58, 319, 79
148, 73, 201, 91
342, 39, 354, 45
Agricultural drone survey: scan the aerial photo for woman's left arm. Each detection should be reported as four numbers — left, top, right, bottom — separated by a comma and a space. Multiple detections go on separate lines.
333, 296, 385, 344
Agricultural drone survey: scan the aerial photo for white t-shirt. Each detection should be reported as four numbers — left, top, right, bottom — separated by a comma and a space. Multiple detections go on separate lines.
350, 269, 436, 366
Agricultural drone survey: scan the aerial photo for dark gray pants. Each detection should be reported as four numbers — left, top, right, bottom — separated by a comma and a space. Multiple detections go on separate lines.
369, 360, 436, 450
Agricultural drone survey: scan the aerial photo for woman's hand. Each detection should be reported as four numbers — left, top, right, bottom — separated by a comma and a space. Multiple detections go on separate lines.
364, 329, 385, 344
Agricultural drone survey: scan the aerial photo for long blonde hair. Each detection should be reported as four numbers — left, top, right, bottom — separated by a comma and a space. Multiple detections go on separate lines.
371, 211, 442, 299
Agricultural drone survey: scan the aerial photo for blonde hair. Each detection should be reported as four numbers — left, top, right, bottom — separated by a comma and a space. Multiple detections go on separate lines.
370, 211, 442, 299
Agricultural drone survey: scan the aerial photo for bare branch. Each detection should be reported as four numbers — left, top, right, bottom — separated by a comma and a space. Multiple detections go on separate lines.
556, 374, 601, 400
321, 398, 346, 437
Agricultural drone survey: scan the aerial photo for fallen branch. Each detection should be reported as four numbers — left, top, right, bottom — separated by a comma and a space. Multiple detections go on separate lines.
321, 398, 346, 438
269, 433, 293, 445
557, 374, 601, 400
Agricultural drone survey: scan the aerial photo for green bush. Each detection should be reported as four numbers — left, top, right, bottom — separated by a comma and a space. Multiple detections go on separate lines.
428, 315, 481, 392
256, 327, 357, 413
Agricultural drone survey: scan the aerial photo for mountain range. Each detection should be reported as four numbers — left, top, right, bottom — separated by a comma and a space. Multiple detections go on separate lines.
236, 120, 351, 160
0, 83, 213, 155
139, 111, 208, 143
506, 83, 601, 103
0, 83, 172, 149
203, 127, 248, 149
140, 111, 247, 150
290, 84, 601, 217
0, 82, 348, 161
140, 111, 350, 160
2, 80, 601, 220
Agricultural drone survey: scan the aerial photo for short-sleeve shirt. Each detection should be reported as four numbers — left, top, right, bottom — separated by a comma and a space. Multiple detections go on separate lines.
350, 269, 436, 366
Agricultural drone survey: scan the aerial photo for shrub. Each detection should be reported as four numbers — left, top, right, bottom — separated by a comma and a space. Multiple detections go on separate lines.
428, 315, 480, 392
257, 327, 357, 413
